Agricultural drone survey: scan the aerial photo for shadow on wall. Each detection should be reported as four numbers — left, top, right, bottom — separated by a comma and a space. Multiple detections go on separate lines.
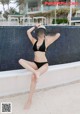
0, 26, 80, 71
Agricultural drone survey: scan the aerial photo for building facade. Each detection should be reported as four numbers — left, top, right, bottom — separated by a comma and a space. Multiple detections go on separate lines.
19, 0, 80, 15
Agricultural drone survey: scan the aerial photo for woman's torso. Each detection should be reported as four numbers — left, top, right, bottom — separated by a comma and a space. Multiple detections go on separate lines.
34, 51, 47, 62
33, 39, 48, 62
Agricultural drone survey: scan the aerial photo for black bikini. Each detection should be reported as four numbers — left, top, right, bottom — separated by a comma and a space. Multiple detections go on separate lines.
33, 39, 48, 68
33, 39, 46, 52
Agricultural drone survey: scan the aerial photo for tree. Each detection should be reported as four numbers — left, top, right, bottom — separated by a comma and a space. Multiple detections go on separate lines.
14, 0, 25, 6
6, 0, 11, 11
3, 7, 19, 19
13, 0, 26, 13
9, 7, 19, 14
0, 0, 12, 12
0, 0, 6, 12
0, 11, 2, 15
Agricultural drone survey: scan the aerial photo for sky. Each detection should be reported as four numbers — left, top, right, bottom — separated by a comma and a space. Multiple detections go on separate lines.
0, 2, 19, 13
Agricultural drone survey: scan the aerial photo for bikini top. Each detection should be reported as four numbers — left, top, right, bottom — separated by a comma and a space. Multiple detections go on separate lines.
33, 39, 46, 52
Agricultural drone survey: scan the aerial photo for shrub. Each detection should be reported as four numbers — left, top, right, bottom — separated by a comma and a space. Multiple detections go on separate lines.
52, 18, 68, 24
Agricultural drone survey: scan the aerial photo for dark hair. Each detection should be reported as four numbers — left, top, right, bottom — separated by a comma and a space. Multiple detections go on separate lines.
35, 28, 46, 37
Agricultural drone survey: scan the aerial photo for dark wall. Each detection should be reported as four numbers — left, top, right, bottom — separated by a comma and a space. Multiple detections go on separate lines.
0, 26, 80, 71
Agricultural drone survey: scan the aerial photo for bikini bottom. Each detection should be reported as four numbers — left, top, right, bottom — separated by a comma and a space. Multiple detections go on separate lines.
34, 61, 48, 69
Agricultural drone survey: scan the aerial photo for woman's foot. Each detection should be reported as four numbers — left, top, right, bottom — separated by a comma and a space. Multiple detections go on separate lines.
24, 99, 32, 110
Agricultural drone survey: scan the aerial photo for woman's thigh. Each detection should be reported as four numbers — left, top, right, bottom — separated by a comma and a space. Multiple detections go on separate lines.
37, 63, 48, 76
18, 59, 38, 70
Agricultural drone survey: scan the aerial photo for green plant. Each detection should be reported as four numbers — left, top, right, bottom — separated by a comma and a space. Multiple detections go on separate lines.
52, 18, 68, 24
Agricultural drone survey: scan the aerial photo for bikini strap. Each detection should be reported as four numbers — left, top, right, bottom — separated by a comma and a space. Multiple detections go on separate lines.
34, 40, 37, 46
44, 39, 47, 51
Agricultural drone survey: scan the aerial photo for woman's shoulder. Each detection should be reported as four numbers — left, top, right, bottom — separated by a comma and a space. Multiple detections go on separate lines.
32, 39, 37, 46
45, 35, 50, 43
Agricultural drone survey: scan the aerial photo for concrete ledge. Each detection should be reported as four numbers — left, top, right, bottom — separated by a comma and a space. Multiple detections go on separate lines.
0, 61, 80, 97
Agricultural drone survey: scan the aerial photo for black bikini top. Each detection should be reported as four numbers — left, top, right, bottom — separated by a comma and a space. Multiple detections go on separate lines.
33, 39, 46, 52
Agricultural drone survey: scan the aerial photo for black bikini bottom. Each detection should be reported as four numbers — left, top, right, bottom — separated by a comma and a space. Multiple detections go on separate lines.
34, 61, 48, 69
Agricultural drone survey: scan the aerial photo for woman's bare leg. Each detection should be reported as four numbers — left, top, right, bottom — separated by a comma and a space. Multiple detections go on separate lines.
24, 74, 37, 110
24, 63, 48, 109
18, 59, 38, 109
19, 59, 48, 109
24, 64, 48, 110
18, 59, 38, 74
35, 63, 48, 79
18, 59, 48, 79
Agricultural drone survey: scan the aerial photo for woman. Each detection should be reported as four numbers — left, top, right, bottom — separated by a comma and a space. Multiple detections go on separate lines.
18, 23, 60, 110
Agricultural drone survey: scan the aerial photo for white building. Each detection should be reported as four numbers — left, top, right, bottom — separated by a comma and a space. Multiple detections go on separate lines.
18, 0, 80, 25
19, 0, 47, 15
19, 0, 79, 15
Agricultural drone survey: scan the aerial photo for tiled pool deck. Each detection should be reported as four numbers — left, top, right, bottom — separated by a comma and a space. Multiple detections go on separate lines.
0, 81, 80, 114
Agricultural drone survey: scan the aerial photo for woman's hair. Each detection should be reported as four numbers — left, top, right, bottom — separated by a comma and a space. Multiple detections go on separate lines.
35, 28, 46, 37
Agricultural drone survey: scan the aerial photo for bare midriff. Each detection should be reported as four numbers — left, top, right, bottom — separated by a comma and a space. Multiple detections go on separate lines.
34, 51, 48, 62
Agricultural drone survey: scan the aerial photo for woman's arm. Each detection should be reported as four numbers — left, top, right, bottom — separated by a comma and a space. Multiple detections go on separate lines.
45, 33, 60, 48
27, 23, 41, 45
27, 26, 36, 45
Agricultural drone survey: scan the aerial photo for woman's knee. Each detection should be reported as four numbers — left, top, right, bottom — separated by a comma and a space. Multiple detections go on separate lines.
18, 58, 23, 64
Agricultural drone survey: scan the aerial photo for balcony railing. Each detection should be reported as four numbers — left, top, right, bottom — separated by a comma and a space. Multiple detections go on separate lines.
27, 5, 79, 14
